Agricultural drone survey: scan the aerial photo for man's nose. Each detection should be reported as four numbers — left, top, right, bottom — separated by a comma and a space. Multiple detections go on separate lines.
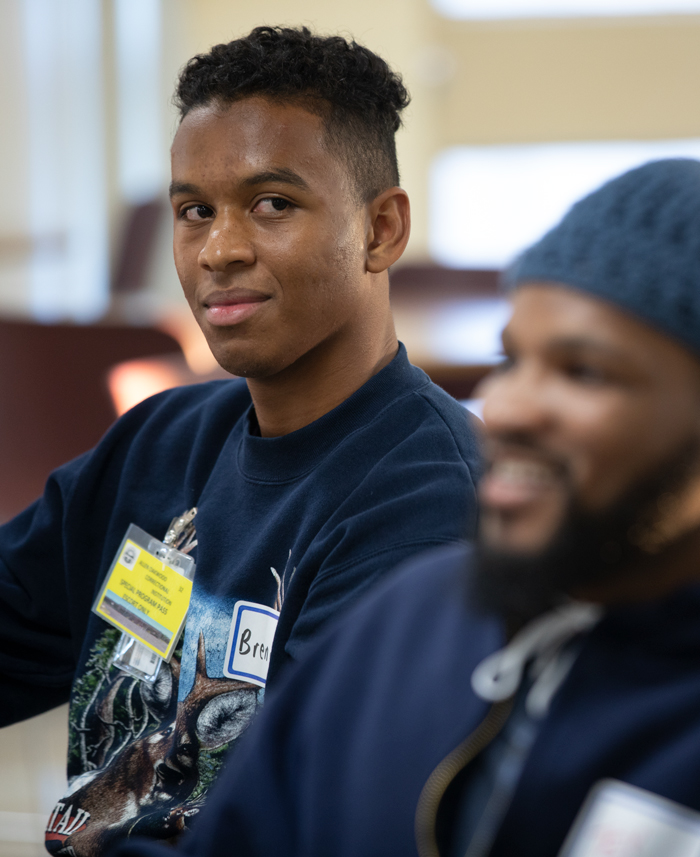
198, 213, 255, 271
480, 363, 554, 438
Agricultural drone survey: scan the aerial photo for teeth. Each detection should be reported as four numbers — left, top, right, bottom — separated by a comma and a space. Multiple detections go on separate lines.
490, 459, 556, 485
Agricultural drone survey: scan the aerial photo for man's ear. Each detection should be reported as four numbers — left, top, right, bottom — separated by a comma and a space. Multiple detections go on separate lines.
365, 187, 411, 274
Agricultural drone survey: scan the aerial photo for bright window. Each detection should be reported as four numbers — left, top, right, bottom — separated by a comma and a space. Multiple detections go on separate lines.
432, 0, 700, 19
20, 0, 163, 322
430, 140, 700, 269
114, 0, 164, 204
23, 0, 109, 322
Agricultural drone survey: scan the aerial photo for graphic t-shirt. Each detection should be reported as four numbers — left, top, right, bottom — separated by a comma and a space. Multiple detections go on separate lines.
0, 345, 481, 856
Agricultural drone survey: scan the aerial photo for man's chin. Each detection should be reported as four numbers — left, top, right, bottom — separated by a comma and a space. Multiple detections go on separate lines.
208, 348, 276, 380
471, 542, 571, 627
473, 501, 648, 625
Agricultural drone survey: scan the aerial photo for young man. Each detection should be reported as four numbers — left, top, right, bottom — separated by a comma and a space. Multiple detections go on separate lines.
113, 158, 700, 857
0, 28, 481, 856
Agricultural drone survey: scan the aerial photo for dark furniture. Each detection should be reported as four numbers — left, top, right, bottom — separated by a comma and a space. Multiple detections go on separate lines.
0, 319, 181, 521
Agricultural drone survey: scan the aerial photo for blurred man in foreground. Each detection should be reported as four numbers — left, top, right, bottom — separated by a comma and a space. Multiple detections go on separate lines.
114, 158, 700, 857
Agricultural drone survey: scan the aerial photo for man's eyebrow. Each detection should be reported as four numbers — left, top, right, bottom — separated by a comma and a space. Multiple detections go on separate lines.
169, 181, 201, 198
501, 329, 631, 361
169, 170, 311, 199
240, 169, 311, 192
547, 336, 628, 359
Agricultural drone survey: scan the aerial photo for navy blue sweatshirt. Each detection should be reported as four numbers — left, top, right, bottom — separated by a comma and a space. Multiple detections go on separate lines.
111, 543, 700, 857
0, 344, 481, 855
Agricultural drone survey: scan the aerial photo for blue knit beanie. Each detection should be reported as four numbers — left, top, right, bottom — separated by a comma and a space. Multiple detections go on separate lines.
507, 158, 700, 353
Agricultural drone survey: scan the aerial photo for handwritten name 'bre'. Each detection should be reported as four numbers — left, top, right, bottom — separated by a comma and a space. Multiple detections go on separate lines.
238, 628, 270, 662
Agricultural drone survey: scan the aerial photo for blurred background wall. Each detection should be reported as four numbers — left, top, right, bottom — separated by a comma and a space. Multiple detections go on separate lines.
6, 1, 700, 317
5, 1, 700, 315
2, 0, 700, 853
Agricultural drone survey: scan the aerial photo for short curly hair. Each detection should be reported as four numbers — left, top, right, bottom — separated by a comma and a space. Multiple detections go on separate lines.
175, 26, 410, 202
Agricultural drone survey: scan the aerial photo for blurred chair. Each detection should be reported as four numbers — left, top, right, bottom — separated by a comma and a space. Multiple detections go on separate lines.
112, 199, 164, 295
390, 265, 504, 400
0, 318, 181, 522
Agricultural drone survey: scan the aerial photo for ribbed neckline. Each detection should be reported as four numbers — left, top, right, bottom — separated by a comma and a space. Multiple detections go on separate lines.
236, 343, 428, 484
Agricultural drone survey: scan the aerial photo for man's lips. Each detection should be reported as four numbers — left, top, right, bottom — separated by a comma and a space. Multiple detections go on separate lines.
203, 290, 269, 326
479, 456, 563, 510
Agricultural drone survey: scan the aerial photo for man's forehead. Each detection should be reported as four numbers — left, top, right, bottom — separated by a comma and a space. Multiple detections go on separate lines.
509, 283, 653, 346
170, 97, 343, 190
172, 97, 326, 157
505, 281, 700, 383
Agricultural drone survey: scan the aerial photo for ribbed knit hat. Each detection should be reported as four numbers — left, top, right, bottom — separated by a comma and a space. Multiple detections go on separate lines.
507, 158, 700, 353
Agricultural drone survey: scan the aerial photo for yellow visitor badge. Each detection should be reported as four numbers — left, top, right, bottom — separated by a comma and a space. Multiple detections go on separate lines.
93, 523, 195, 663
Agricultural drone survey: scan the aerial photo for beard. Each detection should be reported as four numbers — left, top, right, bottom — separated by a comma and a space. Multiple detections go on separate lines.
472, 437, 700, 627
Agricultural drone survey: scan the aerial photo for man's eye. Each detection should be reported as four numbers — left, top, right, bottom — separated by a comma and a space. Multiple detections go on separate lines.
566, 363, 607, 384
181, 204, 213, 221
255, 197, 292, 213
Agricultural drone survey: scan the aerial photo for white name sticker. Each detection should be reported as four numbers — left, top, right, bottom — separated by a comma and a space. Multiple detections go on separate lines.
223, 600, 280, 688
559, 779, 700, 857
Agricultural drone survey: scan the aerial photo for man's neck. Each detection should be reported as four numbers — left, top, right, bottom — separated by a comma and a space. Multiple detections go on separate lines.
246, 323, 399, 438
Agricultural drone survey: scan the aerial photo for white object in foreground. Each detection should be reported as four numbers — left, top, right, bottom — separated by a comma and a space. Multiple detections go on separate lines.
560, 779, 700, 857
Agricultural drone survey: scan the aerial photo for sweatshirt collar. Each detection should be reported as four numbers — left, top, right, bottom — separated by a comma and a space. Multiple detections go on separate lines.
236, 343, 428, 483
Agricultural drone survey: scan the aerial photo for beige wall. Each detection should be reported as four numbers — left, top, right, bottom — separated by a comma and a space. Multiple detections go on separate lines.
3, 3, 700, 310
0, 0, 32, 315
440, 15, 700, 145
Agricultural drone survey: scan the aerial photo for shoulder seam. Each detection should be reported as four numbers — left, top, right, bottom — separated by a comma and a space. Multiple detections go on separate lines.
315, 537, 468, 583
415, 389, 478, 492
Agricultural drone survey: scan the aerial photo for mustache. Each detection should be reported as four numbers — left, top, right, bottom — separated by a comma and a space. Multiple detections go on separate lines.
482, 431, 571, 479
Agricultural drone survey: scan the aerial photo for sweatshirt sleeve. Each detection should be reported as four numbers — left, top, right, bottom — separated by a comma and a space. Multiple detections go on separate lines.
0, 457, 87, 725
0, 381, 238, 727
